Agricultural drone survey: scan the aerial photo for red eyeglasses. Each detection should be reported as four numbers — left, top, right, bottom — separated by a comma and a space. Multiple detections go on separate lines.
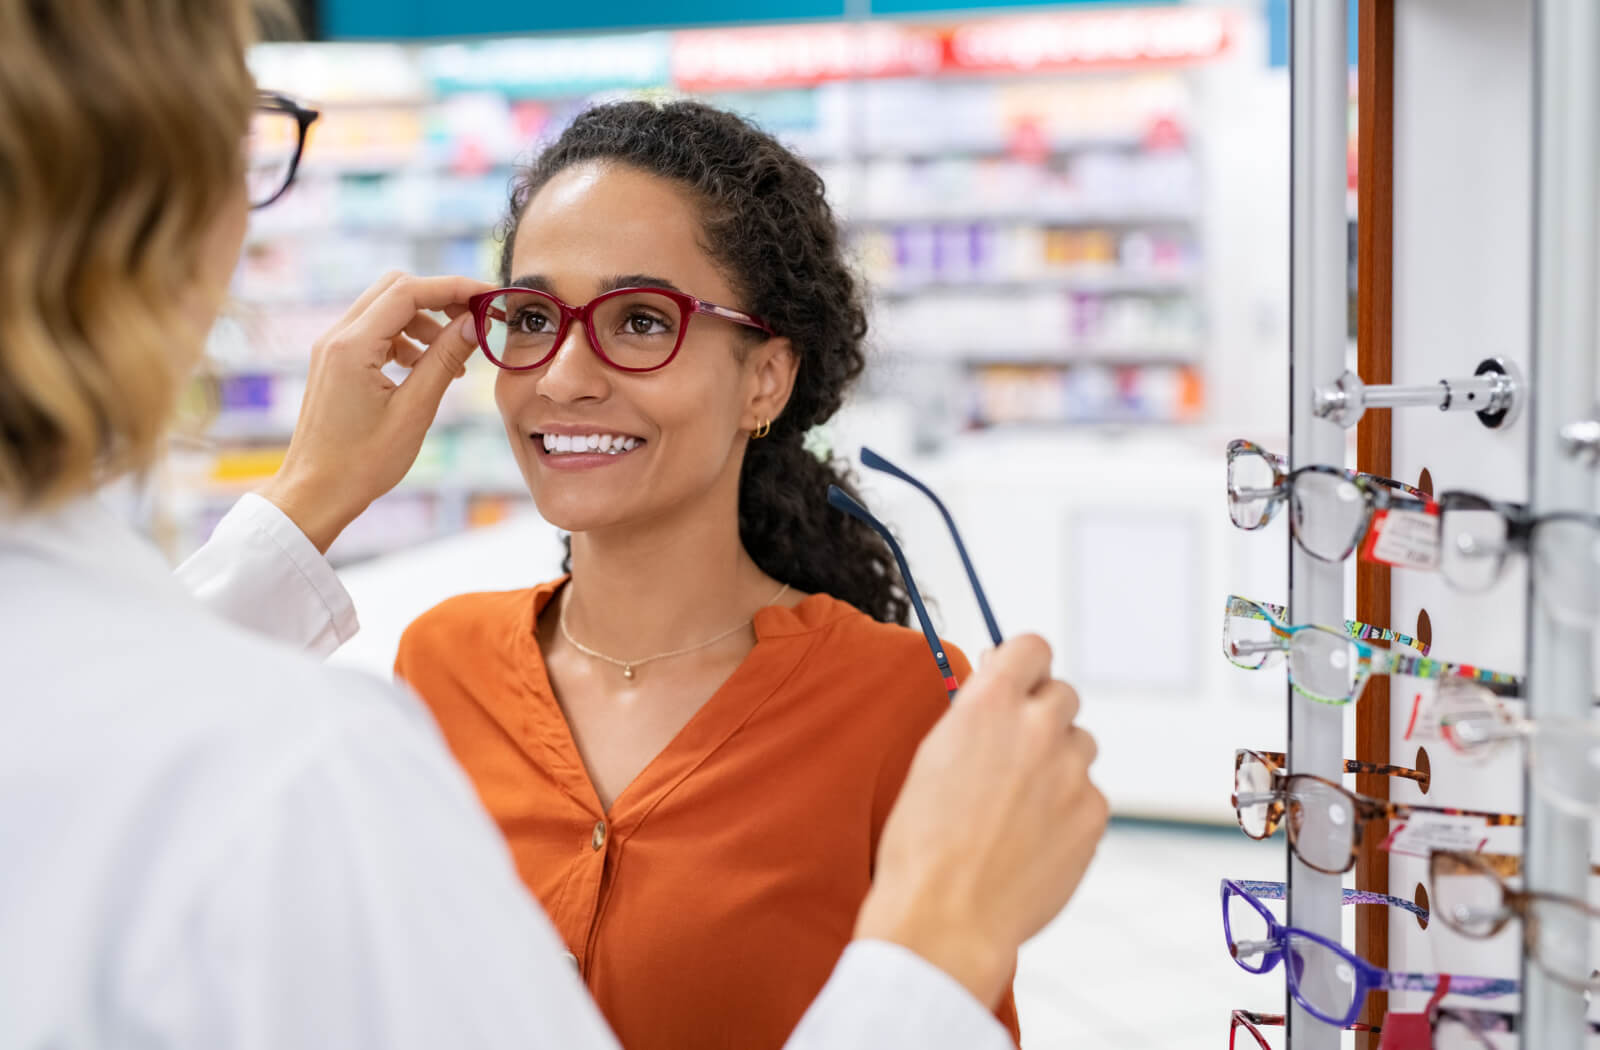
467, 285, 774, 374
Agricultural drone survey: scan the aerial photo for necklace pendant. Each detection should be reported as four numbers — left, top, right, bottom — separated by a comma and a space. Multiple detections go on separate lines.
622, 664, 635, 681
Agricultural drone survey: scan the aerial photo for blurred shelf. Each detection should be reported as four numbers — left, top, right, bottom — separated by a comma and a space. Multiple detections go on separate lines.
843, 210, 1196, 227
872, 272, 1198, 296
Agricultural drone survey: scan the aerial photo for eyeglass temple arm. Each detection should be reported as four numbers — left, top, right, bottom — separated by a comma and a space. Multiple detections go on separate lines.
860, 447, 1002, 645
1233, 880, 1429, 921
827, 485, 959, 700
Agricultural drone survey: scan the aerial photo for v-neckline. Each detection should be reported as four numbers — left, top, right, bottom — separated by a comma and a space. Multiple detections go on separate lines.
510, 579, 821, 829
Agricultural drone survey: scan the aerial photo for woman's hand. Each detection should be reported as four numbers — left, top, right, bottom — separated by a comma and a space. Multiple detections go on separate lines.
855, 635, 1106, 1009
257, 272, 493, 553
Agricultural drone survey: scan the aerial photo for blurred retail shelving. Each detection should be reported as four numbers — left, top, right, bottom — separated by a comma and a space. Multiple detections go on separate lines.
197, 6, 1243, 565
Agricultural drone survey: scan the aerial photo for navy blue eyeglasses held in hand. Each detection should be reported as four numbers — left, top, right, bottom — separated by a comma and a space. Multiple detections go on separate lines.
827, 447, 1002, 701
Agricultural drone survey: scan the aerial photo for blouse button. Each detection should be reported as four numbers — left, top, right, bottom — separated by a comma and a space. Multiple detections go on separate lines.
592, 820, 607, 851
563, 951, 579, 970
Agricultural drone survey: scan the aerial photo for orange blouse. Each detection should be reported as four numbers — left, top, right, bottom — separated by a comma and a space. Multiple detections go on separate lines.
395, 579, 1019, 1050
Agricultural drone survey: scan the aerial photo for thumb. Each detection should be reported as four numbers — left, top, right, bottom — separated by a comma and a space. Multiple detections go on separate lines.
954, 634, 1053, 708
394, 313, 479, 420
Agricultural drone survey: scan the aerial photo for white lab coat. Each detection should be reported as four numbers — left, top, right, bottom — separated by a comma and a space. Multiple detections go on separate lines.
0, 493, 1011, 1050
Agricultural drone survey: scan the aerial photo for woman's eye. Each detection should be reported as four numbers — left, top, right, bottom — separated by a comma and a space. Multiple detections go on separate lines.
514, 310, 555, 334
624, 312, 670, 336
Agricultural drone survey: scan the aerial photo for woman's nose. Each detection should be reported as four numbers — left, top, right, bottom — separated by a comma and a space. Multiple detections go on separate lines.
535, 320, 609, 403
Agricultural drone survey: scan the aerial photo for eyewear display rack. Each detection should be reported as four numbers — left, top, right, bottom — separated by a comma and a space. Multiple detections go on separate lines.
1287, 1, 1600, 1049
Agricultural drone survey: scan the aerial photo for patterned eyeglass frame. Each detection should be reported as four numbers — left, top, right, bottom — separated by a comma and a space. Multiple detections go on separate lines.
1225, 439, 1433, 562
1431, 848, 1600, 991
1231, 749, 1521, 876
1221, 879, 1518, 1029
1232, 878, 1429, 923
1224, 595, 1522, 706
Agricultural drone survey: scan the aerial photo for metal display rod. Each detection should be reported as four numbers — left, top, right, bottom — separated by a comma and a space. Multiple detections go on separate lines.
1312, 358, 1524, 429
1523, 0, 1599, 1048
1287, 2, 1347, 1047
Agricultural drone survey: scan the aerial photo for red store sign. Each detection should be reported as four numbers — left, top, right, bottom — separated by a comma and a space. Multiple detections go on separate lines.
671, 8, 1234, 92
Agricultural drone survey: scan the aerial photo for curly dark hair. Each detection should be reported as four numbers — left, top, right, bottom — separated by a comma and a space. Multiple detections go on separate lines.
498, 99, 911, 626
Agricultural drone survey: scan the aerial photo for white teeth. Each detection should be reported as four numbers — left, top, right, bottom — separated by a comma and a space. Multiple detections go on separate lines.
539, 433, 642, 455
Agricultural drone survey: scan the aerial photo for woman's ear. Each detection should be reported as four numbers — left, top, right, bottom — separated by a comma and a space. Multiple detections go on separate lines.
743, 337, 799, 430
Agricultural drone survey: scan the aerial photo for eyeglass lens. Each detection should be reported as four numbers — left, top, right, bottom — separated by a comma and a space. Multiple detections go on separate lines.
481, 289, 684, 371
1227, 448, 1280, 529
1233, 753, 1276, 838
1282, 775, 1358, 874
1531, 517, 1600, 626
1283, 930, 1362, 1026
1431, 856, 1511, 939
1287, 470, 1371, 562
246, 106, 303, 208
1438, 500, 1509, 592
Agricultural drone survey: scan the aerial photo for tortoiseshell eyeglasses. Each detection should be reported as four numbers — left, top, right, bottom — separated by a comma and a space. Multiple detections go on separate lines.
1431, 849, 1600, 993
1232, 748, 1520, 875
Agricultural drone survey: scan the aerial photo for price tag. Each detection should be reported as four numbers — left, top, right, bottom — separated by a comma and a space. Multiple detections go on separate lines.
1362, 508, 1442, 571
1381, 812, 1490, 859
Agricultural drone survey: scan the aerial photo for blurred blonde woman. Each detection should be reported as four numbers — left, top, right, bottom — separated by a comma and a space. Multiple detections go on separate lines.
0, 3, 1106, 1048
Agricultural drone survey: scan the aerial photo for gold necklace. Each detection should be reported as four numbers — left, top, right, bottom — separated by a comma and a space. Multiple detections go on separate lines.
558, 582, 791, 681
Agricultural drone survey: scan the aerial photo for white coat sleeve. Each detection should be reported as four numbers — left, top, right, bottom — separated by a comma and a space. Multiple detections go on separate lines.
786, 941, 1017, 1050
174, 493, 357, 657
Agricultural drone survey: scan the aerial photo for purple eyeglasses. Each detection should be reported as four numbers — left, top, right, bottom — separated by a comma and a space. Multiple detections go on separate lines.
1221, 879, 1517, 1029
468, 285, 774, 374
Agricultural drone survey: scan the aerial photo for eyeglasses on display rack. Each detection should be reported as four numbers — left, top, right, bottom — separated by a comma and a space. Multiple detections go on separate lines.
1226, 439, 1431, 562
1232, 878, 1430, 922
1431, 679, 1600, 818
1430, 849, 1600, 992
1245, 747, 1434, 793
827, 447, 1003, 699
248, 92, 319, 209
1230, 1006, 1600, 1049
1221, 880, 1517, 1029
1224, 596, 1520, 706
467, 285, 774, 373
1232, 749, 1521, 875
1230, 1009, 1378, 1049
1434, 490, 1600, 627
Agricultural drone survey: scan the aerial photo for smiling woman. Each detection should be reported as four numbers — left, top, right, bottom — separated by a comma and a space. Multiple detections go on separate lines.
394, 101, 1022, 1050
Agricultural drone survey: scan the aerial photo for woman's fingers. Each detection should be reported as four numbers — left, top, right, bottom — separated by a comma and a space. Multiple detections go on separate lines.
388, 334, 426, 369
331, 270, 407, 333
401, 313, 447, 348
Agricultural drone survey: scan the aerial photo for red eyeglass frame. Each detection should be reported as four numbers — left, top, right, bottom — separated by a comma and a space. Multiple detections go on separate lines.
467, 285, 775, 374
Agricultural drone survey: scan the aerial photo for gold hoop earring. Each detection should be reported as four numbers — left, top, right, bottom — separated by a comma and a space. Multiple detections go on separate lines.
753, 419, 771, 439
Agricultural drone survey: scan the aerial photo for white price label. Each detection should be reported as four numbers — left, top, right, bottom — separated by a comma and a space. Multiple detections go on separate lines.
1366, 509, 1442, 571
1381, 812, 1490, 859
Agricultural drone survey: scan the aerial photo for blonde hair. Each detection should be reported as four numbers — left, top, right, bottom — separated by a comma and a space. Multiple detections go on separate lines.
0, 0, 259, 510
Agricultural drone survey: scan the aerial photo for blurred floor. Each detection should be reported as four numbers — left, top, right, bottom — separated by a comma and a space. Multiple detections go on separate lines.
1016, 820, 1284, 1050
